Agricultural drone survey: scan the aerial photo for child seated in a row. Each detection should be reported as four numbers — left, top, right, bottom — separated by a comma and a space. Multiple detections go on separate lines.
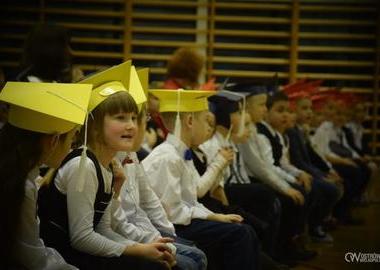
38, 62, 206, 269
142, 88, 260, 270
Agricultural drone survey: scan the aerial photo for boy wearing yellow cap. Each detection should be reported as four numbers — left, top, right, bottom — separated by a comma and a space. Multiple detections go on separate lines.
38, 62, 172, 269
0, 81, 92, 269
142, 89, 259, 270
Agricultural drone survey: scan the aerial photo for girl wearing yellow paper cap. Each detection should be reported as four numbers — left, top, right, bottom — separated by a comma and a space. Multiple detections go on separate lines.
38, 62, 173, 270
0, 81, 92, 269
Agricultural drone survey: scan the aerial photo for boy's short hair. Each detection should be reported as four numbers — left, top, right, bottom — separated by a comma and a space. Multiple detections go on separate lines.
161, 111, 201, 132
267, 91, 289, 109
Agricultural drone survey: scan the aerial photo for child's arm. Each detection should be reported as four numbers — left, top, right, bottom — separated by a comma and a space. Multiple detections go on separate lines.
197, 148, 232, 198
143, 155, 213, 225
210, 185, 229, 206
259, 134, 297, 184
64, 158, 135, 257
136, 163, 176, 236
18, 180, 78, 270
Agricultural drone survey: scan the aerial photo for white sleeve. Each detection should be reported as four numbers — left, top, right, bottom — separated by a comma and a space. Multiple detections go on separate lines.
17, 180, 78, 270
63, 159, 132, 257
312, 126, 339, 159
197, 152, 228, 198
258, 135, 297, 184
136, 165, 176, 235
143, 156, 213, 225
280, 151, 302, 177
111, 198, 160, 243
238, 138, 291, 194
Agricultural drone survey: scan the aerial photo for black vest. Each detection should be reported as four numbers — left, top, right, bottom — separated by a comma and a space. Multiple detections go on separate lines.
38, 149, 114, 251
256, 122, 282, 167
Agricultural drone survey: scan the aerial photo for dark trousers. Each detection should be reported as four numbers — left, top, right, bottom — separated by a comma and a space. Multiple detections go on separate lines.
175, 219, 259, 270
224, 182, 281, 257
308, 177, 340, 229
275, 183, 309, 251
333, 161, 370, 220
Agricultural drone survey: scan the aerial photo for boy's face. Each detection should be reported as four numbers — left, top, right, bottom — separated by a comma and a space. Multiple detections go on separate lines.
354, 103, 367, 123
322, 100, 336, 119
285, 110, 297, 130
331, 105, 347, 127
148, 94, 159, 113
267, 100, 289, 131
247, 94, 267, 123
231, 112, 252, 144
296, 98, 313, 125
191, 110, 211, 147
132, 110, 147, 152
205, 111, 216, 141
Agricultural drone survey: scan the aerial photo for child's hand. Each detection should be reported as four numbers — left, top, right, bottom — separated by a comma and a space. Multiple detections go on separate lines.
297, 172, 312, 193
111, 159, 126, 198
341, 158, 358, 167
207, 213, 243, 223
124, 241, 176, 269
219, 147, 234, 163
285, 188, 305, 205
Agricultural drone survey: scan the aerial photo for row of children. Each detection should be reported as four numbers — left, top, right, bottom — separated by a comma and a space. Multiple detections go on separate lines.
0, 28, 376, 269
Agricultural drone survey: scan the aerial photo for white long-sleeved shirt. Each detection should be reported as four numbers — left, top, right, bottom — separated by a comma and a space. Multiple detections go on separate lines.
55, 156, 135, 257
142, 134, 213, 225
200, 131, 250, 185
257, 121, 297, 184
16, 168, 77, 270
312, 121, 359, 159
278, 132, 302, 178
345, 121, 364, 151
192, 147, 228, 197
238, 124, 291, 194
112, 152, 175, 243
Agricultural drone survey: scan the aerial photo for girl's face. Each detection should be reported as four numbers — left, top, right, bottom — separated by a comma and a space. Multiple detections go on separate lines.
103, 112, 137, 153
43, 127, 78, 168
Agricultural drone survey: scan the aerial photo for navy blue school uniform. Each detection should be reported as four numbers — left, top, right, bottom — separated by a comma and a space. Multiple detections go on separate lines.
256, 123, 310, 248
192, 147, 280, 258
287, 126, 340, 231
312, 122, 370, 221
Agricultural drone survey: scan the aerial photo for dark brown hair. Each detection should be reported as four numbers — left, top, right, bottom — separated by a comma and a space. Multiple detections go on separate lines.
0, 124, 44, 265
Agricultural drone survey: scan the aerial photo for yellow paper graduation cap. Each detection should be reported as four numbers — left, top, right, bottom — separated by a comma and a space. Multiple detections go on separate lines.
79, 61, 146, 112
0, 82, 92, 134
137, 68, 149, 98
148, 89, 215, 113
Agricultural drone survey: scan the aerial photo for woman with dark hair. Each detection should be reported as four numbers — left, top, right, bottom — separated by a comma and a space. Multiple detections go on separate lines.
0, 81, 92, 269
16, 24, 73, 83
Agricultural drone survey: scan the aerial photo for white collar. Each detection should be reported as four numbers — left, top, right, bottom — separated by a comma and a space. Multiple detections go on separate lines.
166, 133, 190, 159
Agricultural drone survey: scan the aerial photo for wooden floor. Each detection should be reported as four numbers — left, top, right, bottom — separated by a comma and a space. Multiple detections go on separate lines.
295, 182, 380, 270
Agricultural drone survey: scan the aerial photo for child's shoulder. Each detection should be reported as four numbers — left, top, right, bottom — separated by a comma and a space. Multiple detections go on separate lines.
144, 141, 183, 165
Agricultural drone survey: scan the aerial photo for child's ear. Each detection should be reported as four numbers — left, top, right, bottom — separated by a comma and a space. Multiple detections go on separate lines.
49, 134, 60, 150
184, 113, 193, 129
